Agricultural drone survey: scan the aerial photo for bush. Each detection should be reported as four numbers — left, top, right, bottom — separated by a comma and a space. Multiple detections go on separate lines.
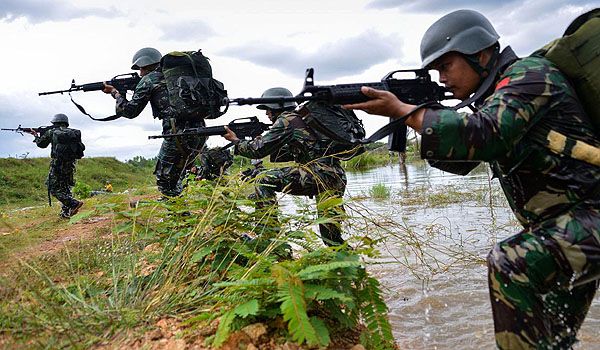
369, 183, 391, 199
73, 182, 92, 199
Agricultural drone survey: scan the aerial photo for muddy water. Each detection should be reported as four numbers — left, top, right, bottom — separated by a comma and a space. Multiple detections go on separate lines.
279, 161, 600, 349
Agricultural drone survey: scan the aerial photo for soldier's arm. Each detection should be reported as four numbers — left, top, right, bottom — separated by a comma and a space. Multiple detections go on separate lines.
34, 129, 53, 148
235, 116, 296, 159
114, 76, 153, 119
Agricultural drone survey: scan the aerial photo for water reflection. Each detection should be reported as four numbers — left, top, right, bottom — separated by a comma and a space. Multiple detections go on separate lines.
278, 161, 600, 349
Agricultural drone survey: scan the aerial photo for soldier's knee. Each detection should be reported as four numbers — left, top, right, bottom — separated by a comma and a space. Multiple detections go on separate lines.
486, 243, 505, 273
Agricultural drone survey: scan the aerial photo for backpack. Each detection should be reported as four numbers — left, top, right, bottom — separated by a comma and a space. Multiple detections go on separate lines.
161, 50, 229, 120
534, 8, 600, 131
527, 8, 600, 167
52, 128, 85, 160
199, 147, 233, 179
298, 101, 366, 160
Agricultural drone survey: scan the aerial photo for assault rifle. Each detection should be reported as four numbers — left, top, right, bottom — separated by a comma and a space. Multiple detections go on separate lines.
229, 68, 452, 152
38, 73, 141, 96
1, 125, 54, 136
148, 117, 270, 140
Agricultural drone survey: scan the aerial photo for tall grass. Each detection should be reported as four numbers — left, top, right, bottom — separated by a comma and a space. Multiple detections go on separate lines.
0, 176, 397, 349
369, 183, 391, 200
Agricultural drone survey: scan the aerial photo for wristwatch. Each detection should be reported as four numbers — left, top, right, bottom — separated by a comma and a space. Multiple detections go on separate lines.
111, 90, 119, 99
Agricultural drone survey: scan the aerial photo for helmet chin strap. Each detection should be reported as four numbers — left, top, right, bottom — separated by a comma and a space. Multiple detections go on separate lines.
464, 43, 500, 88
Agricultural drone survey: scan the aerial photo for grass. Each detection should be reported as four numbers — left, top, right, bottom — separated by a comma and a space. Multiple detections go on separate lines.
369, 183, 391, 200
0, 173, 398, 349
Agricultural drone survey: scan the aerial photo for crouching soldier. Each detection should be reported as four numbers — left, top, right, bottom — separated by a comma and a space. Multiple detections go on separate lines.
222, 87, 348, 247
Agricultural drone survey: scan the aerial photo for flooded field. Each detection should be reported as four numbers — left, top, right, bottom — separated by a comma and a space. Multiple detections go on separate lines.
281, 160, 600, 349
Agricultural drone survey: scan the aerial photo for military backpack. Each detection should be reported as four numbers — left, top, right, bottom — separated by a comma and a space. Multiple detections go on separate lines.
161, 50, 228, 120
52, 128, 85, 160
298, 101, 366, 160
528, 8, 600, 167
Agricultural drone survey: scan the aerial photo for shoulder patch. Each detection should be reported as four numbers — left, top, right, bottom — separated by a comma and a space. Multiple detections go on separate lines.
495, 77, 511, 91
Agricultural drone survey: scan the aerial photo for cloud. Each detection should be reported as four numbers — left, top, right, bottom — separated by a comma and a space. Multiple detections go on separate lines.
365, 0, 594, 13
159, 19, 216, 42
0, 0, 119, 23
218, 31, 403, 80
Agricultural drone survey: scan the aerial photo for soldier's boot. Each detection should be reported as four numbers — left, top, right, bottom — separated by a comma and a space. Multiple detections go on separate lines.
68, 200, 84, 217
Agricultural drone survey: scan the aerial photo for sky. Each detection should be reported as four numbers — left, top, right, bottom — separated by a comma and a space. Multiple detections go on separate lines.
0, 0, 598, 161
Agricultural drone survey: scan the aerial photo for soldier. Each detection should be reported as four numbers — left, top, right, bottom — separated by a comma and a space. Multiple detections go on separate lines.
26, 114, 85, 219
103, 47, 205, 198
195, 147, 234, 181
241, 159, 265, 182
222, 87, 348, 247
344, 9, 600, 349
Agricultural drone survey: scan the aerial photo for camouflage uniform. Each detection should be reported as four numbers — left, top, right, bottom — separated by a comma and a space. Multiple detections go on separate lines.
196, 147, 234, 181
421, 47, 600, 349
34, 126, 81, 216
235, 111, 347, 246
115, 67, 206, 197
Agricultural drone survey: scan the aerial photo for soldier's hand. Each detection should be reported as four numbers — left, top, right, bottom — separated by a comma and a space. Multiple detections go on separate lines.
343, 87, 409, 118
222, 126, 239, 142
103, 83, 116, 94
24, 130, 38, 137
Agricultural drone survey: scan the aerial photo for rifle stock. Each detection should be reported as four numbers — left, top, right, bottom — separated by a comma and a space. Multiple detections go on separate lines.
148, 117, 270, 140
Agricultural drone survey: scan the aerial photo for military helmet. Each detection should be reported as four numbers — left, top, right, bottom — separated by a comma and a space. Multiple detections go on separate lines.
131, 47, 162, 70
51, 113, 69, 126
251, 159, 263, 166
256, 87, 296, 111
420, 9, 500, 68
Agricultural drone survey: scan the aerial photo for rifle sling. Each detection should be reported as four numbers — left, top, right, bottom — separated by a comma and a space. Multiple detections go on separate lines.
360, 101, 442, 144
69, 93, 122, 122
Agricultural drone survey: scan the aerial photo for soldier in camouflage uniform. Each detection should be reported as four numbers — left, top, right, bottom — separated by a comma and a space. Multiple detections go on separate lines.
27, 114, 85, 219
103, 47, 205, 198
345, 9, 600, 350
195, 147, 234, 181
222, 87, 348, 246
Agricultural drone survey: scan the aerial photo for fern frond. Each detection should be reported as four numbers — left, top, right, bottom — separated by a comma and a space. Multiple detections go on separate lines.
310, 316, 331, 347
233, 299, 259, 318
214, 278, 275, 289
212, 309, 236, 348
278, 278, 318, 345
297, 261, 361, 279
359, 276, 394, 349
304, 283, 352, 302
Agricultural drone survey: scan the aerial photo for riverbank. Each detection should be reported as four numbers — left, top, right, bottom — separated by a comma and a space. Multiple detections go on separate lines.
0, 174, 398, 349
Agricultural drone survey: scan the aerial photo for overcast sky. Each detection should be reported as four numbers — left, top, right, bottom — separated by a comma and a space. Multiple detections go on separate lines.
0, 0, 597, 160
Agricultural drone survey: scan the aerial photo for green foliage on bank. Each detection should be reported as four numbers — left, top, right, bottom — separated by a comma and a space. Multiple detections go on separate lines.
0, 176, 396, 349
0, 157, 155, 206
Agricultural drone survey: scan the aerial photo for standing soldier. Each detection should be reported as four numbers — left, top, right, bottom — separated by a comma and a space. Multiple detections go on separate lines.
222, 87, 348, 247
103, 47, 205, 198
27, 113, 85, 218
345, 9, 600, 349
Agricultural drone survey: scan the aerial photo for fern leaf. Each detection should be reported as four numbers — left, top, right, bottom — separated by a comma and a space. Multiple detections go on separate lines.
278, 278, 318, 345
213, 309, 236, 348
304, 284, 352, 302
359, 276, 394, 348
297, 261, 361, 279
310, 316, 331, 347
233, 299, 259, 318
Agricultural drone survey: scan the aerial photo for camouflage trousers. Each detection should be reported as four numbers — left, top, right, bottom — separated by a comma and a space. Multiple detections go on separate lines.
487, 205, 600, 349
154, 134, 206, 197
253, 162, 347, 246
47, 159, 78, 213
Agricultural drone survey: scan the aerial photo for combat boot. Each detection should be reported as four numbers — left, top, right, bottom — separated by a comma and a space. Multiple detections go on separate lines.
68, 200, 84, 217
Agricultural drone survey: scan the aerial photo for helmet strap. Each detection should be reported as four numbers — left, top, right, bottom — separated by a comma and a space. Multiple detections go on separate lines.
464, 43, 500, 87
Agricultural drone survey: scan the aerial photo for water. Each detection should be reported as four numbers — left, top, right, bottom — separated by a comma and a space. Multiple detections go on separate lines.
279, 161, 600, 349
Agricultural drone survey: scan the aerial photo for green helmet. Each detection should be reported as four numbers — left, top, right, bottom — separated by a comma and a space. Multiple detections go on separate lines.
51, 113, 69, 126
420, 9, 500, 68
256, 87, 296, 111
131, 47, 162, 70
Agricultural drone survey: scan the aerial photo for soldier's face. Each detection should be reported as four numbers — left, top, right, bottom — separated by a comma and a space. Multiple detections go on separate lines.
431, 52, 480, 100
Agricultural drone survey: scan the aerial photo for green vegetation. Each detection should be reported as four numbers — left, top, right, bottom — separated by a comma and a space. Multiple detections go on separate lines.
0, 178, 396, 349
369, 183, 391, 200
0, 157, 154, 207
